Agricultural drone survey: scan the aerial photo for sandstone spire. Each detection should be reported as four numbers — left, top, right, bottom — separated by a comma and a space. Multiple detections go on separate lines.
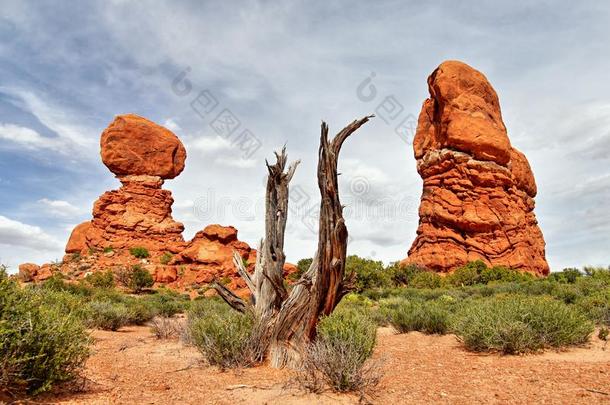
403, 61, 549, 275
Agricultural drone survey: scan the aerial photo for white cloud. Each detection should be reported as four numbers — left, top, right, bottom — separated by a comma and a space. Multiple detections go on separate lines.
188, 135, 232, 153
0, 123, 62, 151
214, 156, 257, 169
163, 118, 181, 132
37, 198, 85, 217
0, 87, 96, 158
0, 215, 63, 251
2, 1, 610, 270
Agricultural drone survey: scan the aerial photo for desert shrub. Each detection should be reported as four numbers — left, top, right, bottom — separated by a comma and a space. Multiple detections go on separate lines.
386, 299, 451, 334
481, 266, 533, 284
409, 271, 442, 289
150, 316, 181, 339
86, 301, 130, 331
127, 265, 154, 293
188, 299, 254, 368
452, 295, 593, 354
298, 307, 380, 393
41, 274, 93, 297
289, 258, 313, 281
599, 327, 609, 341
389, 263, 426, 286
575, 289, 610, 326
583, 265, 610, 277
0, 273, 91, 394
124, 299, 156, 325
548, 268, 583, 284
347, 255, 392, 292
84, 270, 115, 289
160, 252, 173, 265
447, 264, 481, 287
144, 289, 189, 317
129, 246, 150, 259
446, 260, 487, 287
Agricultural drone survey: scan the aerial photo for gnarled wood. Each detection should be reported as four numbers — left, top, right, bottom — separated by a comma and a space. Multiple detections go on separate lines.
213, 116, 372, 368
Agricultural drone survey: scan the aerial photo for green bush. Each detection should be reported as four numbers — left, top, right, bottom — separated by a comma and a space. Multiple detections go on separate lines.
575, 289, 610, 326
389, 263, 426, 286
41, 274, 93, 297
0, 272, 91, 394
86, 301, 130, 331
298, 306, 379, 393
289, 258, 313, 281
386, 299, 451, 334
129, 246, 150, 259
188, 299, 254, 368
84, 270, 115, 289
347, 255, 392, 292
452, 295, 594, 354
127, 265, 154, 293
144, 289, 189, 317
123, 299, 156, 325
447, 260, 487, 286
409, 271, 442, 289
317, 307, 377, 361
160, 252, 173, 265
548, 268, 582, 284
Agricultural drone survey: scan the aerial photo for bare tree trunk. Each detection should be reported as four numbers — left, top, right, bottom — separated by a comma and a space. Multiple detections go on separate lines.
213, 116, 373, 368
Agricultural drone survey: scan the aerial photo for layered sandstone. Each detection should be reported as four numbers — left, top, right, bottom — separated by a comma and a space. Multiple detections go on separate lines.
100, 114, 186, 179
29, 114, 283, 293
403, 61, 549, 276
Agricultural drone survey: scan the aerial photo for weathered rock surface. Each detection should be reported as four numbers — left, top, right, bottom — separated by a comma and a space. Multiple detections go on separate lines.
101, 114, 186, 179
403, 60, 549, 276
90, 174, 185, 251
23, 115, 295, 294
18, 263, 40, 282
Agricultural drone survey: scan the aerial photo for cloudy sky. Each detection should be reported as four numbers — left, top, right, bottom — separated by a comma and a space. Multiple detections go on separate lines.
1, 1, 609, 272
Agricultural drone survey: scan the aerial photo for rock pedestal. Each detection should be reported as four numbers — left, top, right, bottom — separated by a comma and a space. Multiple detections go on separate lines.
403, 61, 549, 276
31, 114, 295, 293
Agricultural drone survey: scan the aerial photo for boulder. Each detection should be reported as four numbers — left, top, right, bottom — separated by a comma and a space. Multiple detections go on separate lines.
154, 266, 178, 283
65, 221, 93, 253
100, 114, 186, 179
18, 263, 39, 282
404, 61, 549, 276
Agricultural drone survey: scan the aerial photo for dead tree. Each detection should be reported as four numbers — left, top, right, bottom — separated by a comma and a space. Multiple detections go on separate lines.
213, 115, 373, 367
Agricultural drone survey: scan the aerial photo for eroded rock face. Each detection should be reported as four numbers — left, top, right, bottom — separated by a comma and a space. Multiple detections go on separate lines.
21, 115, 294, 294
90, 174, 185, 251
404, 61, 549, 276
101, 114, 186, 179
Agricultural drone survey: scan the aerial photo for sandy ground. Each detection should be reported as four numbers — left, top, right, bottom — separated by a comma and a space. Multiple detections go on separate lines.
13, 326, 610, 404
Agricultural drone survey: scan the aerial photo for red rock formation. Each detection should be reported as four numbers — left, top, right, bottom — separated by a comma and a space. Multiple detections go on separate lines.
179, 225, 256, 286
89, 174, 185, 251
26, 114, 295, 293
18, 263, 39, 282
403, 61, 549, 276
100, 114, 186, 179
66, 114, 186, 254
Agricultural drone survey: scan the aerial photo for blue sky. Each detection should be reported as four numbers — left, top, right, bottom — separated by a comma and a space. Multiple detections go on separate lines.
1, 1, 609, 272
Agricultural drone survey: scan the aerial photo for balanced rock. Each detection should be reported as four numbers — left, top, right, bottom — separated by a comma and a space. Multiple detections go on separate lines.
101, 114, 186, 179
63, 116, 188, 253
403, 61, 549, 276
38, 115, 296, 295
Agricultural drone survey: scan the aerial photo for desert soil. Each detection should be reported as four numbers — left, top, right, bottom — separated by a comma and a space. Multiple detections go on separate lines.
18, 326, 610, 404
